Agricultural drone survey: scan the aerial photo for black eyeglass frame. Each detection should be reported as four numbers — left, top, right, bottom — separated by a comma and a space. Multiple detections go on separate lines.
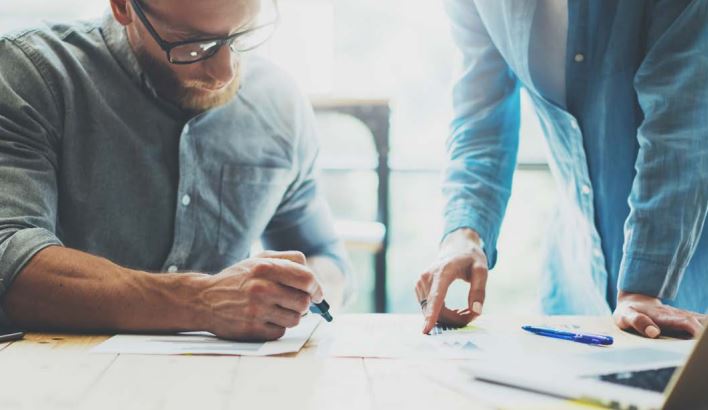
129, 0, 280, 65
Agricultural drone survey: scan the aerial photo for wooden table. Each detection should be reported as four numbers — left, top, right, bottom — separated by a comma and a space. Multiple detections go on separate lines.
0, 315, 687, 410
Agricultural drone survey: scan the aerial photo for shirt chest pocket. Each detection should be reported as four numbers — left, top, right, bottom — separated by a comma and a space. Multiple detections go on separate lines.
218, 165, 292, 256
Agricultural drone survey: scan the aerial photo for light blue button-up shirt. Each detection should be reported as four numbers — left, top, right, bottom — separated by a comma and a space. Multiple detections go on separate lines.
443, 0, 708, 314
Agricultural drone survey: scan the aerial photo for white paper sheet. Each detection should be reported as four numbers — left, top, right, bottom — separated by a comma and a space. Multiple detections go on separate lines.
322, 314, 491, 359
91, 314, 320, 356
322, 314, 696, 368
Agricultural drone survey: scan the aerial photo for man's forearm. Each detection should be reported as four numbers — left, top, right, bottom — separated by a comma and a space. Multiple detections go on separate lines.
2, 246, 210, 332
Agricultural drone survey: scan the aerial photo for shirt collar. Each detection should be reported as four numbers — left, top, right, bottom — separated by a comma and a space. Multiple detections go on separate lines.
100, 12, 163, 101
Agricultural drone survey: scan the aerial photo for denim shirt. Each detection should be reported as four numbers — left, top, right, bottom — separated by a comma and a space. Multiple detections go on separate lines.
443, 0, 707, 314
0, 15, 352, 324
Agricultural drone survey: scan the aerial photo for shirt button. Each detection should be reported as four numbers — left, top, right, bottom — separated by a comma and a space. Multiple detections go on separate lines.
574, 53, 585, 63
593, 249, 603, 258
581, 185, 591, 195
183, 124, 191, 134
167, 265, 178, 273
570, 119, 579, 130
181, 194, 191, 206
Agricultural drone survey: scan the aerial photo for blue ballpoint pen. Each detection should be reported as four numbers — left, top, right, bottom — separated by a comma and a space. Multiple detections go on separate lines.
522, 325, 614, 346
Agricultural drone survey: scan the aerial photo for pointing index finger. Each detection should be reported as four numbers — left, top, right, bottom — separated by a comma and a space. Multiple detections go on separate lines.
423, 270, 453, 334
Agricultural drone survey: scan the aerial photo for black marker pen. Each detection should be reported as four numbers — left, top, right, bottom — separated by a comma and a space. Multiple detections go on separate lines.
310, 299, 333, 322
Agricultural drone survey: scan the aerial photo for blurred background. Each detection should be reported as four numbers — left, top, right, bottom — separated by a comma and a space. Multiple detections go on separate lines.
0, 0, 557, 315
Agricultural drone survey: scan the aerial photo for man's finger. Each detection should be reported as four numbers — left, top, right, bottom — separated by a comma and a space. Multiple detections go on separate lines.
257, 322, 287, 341
230, 322, 287, 342
621, 307, 661, 338
256, 250, 307, 265
415, 272, 433, 312
653, 313, 704, 337
467, 259, 488, 318
632, 304, 705, 338
423, 270, 454, 334
415, 283, 424, 304
257, 259, 324, 302
264, 305, 303, 329
268, 284, 311, 315
419, 272, 433, 296
438, 306, 473, 327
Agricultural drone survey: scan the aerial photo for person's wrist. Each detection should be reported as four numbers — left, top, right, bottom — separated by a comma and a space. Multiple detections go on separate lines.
183, 273, 215, 332
617, 290, 660, 304
151, 272, 214, 332
440, 227, 484, 258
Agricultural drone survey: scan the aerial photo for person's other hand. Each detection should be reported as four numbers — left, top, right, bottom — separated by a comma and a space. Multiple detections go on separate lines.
415, 228, 488, 334
202, 251, 323, 341
613, 291, 706, 338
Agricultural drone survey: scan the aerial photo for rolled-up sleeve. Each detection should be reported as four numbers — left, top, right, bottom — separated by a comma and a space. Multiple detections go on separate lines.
0, 37, 64, 325
261, 93, 354, 302
442, 0, 521, 268
619, 1, 708, 299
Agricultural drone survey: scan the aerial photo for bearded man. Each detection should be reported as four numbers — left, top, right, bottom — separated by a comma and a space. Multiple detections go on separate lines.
0, 0, 351, 341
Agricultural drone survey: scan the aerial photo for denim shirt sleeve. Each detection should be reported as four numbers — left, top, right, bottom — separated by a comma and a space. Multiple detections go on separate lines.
0, 37, 65, 325
442, 0, 521, 268
260, 94, 355, 302
619, 1, 708, 299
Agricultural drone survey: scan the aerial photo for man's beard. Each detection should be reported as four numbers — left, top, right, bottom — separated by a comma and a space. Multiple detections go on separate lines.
177, 77, 241, 112
133, 45, 241, 113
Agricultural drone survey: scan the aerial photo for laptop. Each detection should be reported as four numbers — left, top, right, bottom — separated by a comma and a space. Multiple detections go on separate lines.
468, 325, 708, 410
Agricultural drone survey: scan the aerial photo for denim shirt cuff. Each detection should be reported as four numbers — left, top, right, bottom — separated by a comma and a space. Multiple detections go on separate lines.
0, 228, 62, 297
618, 254, 679, 300
0, 228, 63, 327
443, 206, 499, 269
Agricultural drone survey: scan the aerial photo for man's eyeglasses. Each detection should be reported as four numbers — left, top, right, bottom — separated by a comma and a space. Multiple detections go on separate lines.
129, 0, 279, 65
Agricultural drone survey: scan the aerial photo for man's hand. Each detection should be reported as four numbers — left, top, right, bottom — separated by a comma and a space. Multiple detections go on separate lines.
201, 251, 324, 341
415, 228, 488, 334
613, 291, 706, 338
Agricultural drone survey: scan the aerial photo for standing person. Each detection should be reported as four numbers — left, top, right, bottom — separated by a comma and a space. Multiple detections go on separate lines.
416, 0, 707, 337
